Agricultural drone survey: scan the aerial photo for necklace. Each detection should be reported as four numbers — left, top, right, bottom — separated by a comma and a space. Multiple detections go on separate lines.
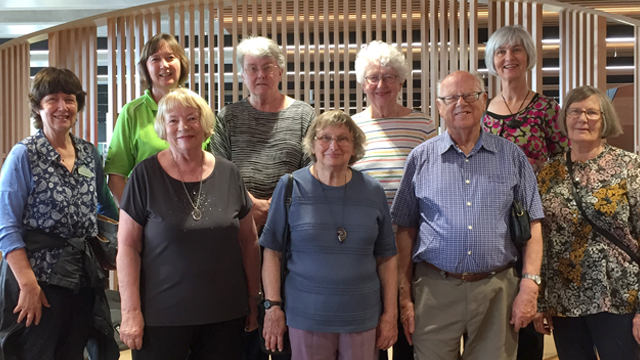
502, 90, 530, 129
314, 166, 348, 243
171, 150, 205, 221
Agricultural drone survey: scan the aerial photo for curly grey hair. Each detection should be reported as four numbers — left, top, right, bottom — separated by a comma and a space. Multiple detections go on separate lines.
354, 40, 409, 84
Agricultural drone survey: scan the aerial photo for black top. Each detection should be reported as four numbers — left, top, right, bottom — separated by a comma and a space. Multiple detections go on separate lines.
121, 154, 252, 326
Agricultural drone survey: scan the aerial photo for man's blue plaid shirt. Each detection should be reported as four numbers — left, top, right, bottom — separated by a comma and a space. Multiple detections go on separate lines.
391, 130, 544, 274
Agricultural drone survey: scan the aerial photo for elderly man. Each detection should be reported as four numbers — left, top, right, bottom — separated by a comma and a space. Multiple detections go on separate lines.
390, 71, 544, 360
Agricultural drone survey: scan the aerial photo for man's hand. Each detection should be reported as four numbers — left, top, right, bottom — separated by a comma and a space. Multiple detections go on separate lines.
399, 299, 415, 345
510, 279, 539, 331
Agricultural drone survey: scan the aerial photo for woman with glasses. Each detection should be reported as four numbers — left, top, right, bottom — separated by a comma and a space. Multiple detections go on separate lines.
210, 35, 314, 360
483, 25, 569, 173
211, 36, 315, 232
351, 41, 435, 360
260, 110, 398, 360
534, 85, 640, 359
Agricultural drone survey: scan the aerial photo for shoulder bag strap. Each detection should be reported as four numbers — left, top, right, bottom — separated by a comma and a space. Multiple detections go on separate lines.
280, 173, 294, 302
566, 151, 640, 265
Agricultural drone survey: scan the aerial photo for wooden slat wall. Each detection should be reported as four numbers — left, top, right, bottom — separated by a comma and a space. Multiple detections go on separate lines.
1, 0, 640, 169
0, 41, 30, 163
558, 9, 608, 103
48, 27, 99, 145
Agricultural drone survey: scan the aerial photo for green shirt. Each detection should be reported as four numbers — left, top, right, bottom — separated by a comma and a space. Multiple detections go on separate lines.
104, 89, 209, 177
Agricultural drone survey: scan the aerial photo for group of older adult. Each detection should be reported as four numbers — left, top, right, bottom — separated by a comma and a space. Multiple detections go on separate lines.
0, 24, 639, 360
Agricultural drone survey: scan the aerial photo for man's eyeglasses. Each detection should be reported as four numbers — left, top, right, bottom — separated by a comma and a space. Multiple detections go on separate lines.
566, 108, 602, 121
244, 64, 279, 75
314, 135, 352, 146
437, 92, 483, 105
365, 74, 399, 84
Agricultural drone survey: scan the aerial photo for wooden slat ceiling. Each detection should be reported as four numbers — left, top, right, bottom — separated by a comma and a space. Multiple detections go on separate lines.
217, 0, 640, 31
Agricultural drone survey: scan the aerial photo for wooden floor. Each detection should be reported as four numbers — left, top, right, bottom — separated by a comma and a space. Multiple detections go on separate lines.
119, 334, 559, 359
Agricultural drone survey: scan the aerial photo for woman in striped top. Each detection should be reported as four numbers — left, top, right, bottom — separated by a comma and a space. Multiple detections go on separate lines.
351, 40, 436, 360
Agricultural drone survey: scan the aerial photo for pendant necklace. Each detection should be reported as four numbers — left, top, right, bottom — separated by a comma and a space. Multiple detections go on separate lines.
314, 166, 348, 243
502, 90, 530, 129
171, 150, 205, 221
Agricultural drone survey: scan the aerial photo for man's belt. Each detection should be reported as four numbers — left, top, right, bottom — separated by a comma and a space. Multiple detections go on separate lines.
425, 262, 514, 282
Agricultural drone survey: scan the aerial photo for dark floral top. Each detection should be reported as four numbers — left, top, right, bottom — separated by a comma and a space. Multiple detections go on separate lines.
537, 145, 640, 317
0, 130, 117, 283
483, 93, 569, 172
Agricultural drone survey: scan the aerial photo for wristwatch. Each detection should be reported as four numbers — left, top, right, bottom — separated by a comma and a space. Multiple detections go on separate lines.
522, 273, 542, 285
263, 299, 283, 310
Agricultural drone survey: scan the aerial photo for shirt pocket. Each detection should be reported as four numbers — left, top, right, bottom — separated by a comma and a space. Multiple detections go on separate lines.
487, 174, 515, 211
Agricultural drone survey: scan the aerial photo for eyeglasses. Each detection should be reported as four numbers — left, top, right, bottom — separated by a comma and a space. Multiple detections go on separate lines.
566, 108, 602, 121
314, 135, 352, 146
243, 64, 279, 75
437, 92, 483, 105
365, 74, 399, 84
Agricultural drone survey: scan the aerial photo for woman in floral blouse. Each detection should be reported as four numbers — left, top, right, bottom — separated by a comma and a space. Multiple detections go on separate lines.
534, 85, 640, 359
483, 25, 569, 173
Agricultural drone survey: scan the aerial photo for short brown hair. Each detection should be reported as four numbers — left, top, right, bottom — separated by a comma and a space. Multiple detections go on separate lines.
137, 33, 190, 90
29, 67, 86, 129
303, 110, 366, 165
559, 85, 623, 139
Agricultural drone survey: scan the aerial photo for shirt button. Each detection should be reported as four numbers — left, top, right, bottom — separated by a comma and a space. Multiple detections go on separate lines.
465, 180, 470, 184
467, 202, 472, 206
465, 159, 469, 162
468, 251, 472, 255
468, 225, 473, 230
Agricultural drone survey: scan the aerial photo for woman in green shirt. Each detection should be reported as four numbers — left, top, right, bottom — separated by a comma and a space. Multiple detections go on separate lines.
104, 33, 190, 204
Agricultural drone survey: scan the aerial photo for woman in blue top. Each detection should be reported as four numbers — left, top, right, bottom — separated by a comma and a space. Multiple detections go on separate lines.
260, 110, 398, 360
0, 67, 119, 360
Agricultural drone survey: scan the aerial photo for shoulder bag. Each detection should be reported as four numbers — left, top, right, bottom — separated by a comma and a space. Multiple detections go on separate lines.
90, 214, 119, 271
510, 199, 532, 248
258, 173, 293, 355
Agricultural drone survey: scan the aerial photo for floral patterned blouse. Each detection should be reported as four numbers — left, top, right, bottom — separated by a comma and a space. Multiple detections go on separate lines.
0, 130, 116, 283
483, 93, 569, 172
537, 144, 640, 317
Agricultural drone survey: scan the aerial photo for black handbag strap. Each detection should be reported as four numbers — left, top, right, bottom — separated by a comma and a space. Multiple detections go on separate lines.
280, 173, 294, 302
566, 151, 640, 265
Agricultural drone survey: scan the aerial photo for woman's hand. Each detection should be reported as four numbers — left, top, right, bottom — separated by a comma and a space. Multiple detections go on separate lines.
120, 309, 145, 350
263, 307, 287, 352
6, 249, 50, 327
532, 312, 553, 335
633, 313, 640, 344
251, 198, 270, 228
376, 311, 397, 350
245, 296, 259, 332
14, 282, 50, 327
